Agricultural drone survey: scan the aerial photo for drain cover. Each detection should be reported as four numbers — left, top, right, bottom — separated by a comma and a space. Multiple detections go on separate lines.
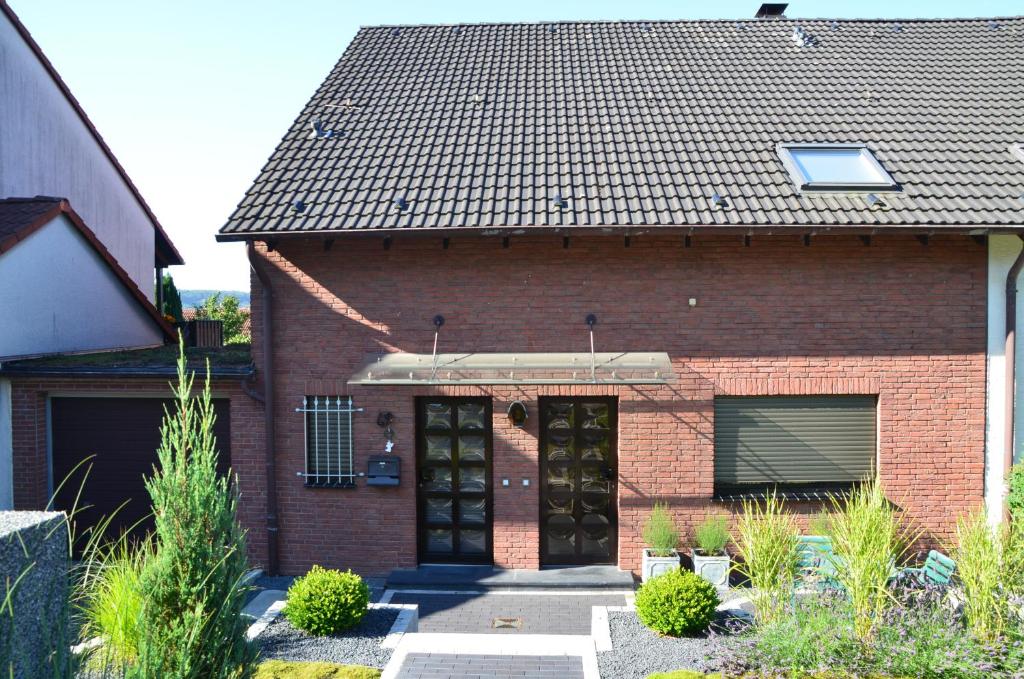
492, 616, 523, 629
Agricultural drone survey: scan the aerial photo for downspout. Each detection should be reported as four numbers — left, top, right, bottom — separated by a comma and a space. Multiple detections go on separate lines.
247, 241, 279, 575
1004, 234, 1024, 522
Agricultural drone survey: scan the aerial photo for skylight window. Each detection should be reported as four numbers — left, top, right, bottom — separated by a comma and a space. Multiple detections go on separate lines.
1011, 144, 1024, 164
778, 143, 898, 192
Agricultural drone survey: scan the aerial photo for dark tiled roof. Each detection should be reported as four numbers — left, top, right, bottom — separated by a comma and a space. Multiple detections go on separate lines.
220, 17, 1024, 239
0, 344, 254, 378
0, 197, 63, 249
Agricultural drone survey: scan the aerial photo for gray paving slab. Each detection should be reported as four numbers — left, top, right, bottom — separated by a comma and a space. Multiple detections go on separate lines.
388, 591, 627, 635
395, 652, 585, 679
386, 565, 635, 590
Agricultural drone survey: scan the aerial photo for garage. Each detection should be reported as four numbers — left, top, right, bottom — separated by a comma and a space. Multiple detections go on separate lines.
50, 396, 231, 547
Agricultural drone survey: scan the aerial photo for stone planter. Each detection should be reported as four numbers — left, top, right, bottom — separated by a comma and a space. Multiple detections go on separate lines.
641, 548, 680, 583
692, 549, 730, 590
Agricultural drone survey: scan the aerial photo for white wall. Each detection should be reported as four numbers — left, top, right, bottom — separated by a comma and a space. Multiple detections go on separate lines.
0, 378, 11, 510
0, 214, 162, 359
0, 11, 157, 299
985, 235, 1024, 526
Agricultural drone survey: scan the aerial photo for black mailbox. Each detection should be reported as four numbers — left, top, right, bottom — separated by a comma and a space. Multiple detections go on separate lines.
367, 456, 400, 487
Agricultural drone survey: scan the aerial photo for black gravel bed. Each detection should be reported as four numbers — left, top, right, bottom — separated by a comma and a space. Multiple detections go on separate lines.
597, 610, 744, 679
256, 607, 398, 669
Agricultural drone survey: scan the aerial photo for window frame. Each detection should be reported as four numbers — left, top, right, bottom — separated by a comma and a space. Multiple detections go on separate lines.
777, 143, 899, 193
712, 395, 878, 500
299, 395, 357, 488
1011, 143, 1024, 164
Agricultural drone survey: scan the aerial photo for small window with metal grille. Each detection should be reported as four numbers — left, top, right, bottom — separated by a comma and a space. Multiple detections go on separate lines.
298, 395, 357, 488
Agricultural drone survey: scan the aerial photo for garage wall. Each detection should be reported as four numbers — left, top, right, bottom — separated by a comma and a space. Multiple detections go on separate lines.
8, 377, 267, 566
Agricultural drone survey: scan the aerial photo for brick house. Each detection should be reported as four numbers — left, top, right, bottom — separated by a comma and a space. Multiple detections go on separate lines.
217, 14, 1024, 577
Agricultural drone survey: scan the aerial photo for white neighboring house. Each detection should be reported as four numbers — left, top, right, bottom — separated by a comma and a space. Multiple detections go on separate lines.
0, 2, 181, 509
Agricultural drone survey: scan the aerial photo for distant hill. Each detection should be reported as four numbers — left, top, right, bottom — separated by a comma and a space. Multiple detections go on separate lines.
180, 290, 250, 308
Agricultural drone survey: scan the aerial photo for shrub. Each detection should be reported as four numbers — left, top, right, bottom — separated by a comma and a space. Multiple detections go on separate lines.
132, 338, 257, 676
635, 568, 719, 637
285, 566, 370, 636
643, 503, 679, 557
808, 512, 832, 537
1008, 464, 1024, 523
732, 491, 798, 626
722, 582, 1001, 679
955, 508, 1009, 644
694, 516, 730, 555
82, 538, 150, 664
826, 477, 912, 644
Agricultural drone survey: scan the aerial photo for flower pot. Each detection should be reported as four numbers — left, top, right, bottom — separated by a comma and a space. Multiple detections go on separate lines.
692, 549, 730, 591
641, 548, 680, 582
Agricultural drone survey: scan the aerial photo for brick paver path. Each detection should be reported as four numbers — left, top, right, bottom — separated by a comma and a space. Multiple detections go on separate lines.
394, 652, 585, 679
388, 592, 627, 635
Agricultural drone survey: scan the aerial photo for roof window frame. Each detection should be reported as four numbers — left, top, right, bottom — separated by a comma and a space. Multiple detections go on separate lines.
777, 142, 899, 193
1011, 144, 1024, 164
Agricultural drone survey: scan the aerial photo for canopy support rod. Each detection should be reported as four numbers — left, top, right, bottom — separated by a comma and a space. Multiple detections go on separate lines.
430, 315, 445, 382
586, 314, 597, 382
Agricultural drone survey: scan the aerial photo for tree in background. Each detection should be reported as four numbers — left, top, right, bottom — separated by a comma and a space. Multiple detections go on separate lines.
160, 274, 184, 323
193, 293, 250, 345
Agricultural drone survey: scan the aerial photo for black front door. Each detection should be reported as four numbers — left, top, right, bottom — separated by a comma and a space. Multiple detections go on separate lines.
415, 397, 493, 563
539, 397, 618, 565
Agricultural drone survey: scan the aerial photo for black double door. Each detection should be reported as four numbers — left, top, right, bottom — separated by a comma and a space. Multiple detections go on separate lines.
415, 397, 493, 563
539, 397, 618, 565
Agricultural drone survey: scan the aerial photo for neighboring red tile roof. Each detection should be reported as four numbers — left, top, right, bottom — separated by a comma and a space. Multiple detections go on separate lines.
0, 1, 183, 266
0, 197, 174, 339
0, 196, 62, 249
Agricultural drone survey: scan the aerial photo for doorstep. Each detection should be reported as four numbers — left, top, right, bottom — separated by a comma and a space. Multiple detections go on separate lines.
385, 564, 636, 590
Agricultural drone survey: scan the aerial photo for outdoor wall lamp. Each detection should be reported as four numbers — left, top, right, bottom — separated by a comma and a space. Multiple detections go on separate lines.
507, 400, 528, 428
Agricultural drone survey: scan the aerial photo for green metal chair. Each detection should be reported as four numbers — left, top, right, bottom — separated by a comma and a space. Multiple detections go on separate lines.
898, 549, 956, 587
796, 535, 840, 591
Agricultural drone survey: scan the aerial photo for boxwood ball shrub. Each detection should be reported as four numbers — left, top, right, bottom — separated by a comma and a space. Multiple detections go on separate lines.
635, 568, 720, 636
285, 565, 370, 636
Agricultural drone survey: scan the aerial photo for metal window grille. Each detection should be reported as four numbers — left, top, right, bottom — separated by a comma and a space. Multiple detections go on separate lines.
297, 396, 357, 487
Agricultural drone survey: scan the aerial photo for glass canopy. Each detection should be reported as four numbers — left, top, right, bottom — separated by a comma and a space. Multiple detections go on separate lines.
348, 352, 672, 385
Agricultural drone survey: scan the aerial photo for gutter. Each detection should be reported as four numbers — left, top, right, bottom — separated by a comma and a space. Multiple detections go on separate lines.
247, 242, 280, 576
1006, 235, 1024, 521
216, 224, 1004, 243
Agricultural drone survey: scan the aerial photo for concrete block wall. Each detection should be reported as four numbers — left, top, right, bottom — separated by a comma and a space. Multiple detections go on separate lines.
0, 511, 70, 679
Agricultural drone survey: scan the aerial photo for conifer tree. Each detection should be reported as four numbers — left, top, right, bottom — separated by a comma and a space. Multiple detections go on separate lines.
132, 337, 255, 678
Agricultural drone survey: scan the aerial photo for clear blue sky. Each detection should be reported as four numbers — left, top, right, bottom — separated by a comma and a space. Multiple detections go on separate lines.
9, 0, 1022, 290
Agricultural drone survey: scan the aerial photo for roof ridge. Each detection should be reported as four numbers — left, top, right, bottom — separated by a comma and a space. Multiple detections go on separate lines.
357, 15, 1024, 30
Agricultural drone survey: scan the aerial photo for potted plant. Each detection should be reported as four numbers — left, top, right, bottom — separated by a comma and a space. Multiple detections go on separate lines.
641, 502, 680, 583
692, 515, 731, 591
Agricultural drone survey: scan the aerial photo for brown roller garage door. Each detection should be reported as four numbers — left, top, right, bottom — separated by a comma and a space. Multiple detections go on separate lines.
50, 397, 231, 547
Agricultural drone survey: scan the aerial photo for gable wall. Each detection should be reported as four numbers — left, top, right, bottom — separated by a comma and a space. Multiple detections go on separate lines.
0, 214, 162, 359
0, 11, 157, 298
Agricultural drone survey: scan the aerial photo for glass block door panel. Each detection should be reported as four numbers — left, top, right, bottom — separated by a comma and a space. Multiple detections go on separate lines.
539, 398, 617, 565
416, 397, 492, 563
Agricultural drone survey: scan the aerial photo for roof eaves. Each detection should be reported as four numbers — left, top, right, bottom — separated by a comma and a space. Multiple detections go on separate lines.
0, 364, 255, 379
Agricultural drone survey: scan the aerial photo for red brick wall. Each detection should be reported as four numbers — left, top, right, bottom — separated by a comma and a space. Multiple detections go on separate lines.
9, 377, 268, 567
245, 233, 986, 576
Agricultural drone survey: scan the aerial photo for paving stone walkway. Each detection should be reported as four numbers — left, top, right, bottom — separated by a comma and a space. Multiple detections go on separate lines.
387, 591, 628, 635
394, 652, 585, 679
